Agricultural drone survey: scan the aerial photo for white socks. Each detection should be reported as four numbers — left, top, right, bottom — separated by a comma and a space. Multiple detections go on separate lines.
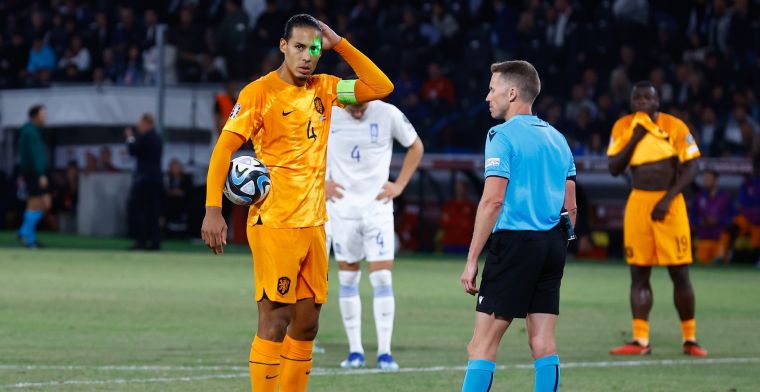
338, 270, 364, 354
369, 269, 395, 356
339, 269, 396, 357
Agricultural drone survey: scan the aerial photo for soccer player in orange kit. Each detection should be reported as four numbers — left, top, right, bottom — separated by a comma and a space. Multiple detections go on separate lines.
200, 14, 393, 391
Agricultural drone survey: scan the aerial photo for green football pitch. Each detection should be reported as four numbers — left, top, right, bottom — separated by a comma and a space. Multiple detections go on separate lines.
0, 232, 758, 391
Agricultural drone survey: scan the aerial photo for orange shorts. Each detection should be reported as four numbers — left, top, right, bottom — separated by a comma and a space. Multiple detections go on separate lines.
247, 224, 328, 304
624, 189, 692, 266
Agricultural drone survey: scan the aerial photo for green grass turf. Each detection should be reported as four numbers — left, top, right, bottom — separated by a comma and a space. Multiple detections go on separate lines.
0, 233, 758, 391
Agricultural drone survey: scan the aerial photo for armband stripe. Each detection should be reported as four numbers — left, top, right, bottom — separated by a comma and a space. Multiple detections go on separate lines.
337, 79, 358, 105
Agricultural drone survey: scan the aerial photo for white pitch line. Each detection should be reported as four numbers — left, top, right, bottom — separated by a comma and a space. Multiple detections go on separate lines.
2, 357, 759, 389
0, 365, 247, 372
4, 373, 247, 389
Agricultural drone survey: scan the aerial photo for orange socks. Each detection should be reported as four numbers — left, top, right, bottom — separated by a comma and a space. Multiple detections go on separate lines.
681, 319, 696, 342
249, 336, 282, 392
633, 318, 650, 346
280, 335, 314, 392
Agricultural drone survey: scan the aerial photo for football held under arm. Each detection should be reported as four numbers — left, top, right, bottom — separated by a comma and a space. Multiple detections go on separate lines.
333, 39, 394, 104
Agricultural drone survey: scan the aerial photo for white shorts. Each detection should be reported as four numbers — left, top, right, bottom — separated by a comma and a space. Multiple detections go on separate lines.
326, 211, 395, 263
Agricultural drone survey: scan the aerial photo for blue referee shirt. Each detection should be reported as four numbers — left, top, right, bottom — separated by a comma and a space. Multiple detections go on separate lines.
484, 114, 575, 232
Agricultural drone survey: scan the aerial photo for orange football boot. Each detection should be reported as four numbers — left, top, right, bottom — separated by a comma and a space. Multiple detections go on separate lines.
683, 341, 708, 357
610, 341, 651, 355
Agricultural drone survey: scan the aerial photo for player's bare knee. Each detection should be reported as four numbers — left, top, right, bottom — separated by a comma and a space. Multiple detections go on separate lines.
257, 315, 290, 341
290, 319, 320, 341
338, 261, 360, 271
467, 339, 495, 360
528, 336, 556, 359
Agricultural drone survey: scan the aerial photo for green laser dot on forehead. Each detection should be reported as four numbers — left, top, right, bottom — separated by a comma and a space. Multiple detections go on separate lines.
310, 36, 322, 56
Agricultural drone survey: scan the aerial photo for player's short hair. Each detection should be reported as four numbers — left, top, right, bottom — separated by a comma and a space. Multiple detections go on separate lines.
28, 104, 44, 119
283, 14, 321, 40
490, 60, 541, 104
633, 81, 659, 96
140, 113, 155, 127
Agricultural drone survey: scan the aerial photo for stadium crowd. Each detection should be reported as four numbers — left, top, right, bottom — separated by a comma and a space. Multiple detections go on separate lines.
2, 0, 760, 262
1, 0, 759, 154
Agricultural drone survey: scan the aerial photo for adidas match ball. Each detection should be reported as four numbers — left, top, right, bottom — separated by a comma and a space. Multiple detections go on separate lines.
223, 156, 271, 206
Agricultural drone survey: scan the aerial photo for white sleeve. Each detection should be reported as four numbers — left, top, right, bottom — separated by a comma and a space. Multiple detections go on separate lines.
391, 107, 418, 148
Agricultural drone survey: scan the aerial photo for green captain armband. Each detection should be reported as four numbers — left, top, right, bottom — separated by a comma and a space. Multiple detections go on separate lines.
337, 79, 358, 105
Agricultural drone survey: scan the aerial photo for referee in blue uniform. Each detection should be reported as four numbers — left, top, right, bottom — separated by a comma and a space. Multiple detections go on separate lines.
460, 60, 577, 392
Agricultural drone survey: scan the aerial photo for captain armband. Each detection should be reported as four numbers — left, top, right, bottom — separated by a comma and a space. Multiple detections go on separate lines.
566, 175, 577, 182
337, 79, 358, 105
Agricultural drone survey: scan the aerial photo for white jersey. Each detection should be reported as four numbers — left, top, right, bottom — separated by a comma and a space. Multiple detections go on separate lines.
327, 100, 418, 219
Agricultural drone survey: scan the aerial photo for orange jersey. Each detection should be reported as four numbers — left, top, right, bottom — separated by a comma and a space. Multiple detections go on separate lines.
607, 112, 700, 166
224, 71, 341, 228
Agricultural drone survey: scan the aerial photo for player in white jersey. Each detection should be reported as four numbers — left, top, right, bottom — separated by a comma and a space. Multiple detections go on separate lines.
325, 99, 424, 370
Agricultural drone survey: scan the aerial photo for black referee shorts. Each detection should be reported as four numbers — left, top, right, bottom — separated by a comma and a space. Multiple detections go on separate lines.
23, 172, 48, 197
476, 226, 566, 319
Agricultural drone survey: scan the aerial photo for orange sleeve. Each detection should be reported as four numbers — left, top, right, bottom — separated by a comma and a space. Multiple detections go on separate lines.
332, 38, 394, 102
607, 117, 632, 156
223, 83, 263, 140
672, 119, 701, 162
205, 131, 246, 207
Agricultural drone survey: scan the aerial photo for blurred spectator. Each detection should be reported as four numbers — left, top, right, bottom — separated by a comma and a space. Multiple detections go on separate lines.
692, 170, 733, 264
581, 68, 601, 100
612, 0, 649, 25
83, 151, 98, 175
52, 160, 79, 233
143, 34, 178, 85
199, 54, 226, 83
111, 7, 141, 57
98, 146, 118, 172
125, 113, 163, 250
696, 107, 724, 157
392, 6, 426, 72
401, 93, 431, 134
27, 36, 56, 74
733, 160, 760, 259
438, 179, 476, 253
422, 62, 455, 107
216, 0, 249, 80
426, 1, 459, 46
253, 0, 287, 43
142, 9, 160, 50
682, 33, 708, 64
118, 45, 144, 85
568, 106, 597, 152
172, 7, 206, 82
100, 48, 121, 83
92, 67, 113, 86
165, 159, 193, 237
88, 11, 111, 57
565, 84, 596, 123
705, 0, 731, 55
57, 35, 91, 73
724, 106, 760, 157
649, 67, 673, 105
609, 67, 631, 109
49, 13, 70, 56
390, 70, 422, 106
